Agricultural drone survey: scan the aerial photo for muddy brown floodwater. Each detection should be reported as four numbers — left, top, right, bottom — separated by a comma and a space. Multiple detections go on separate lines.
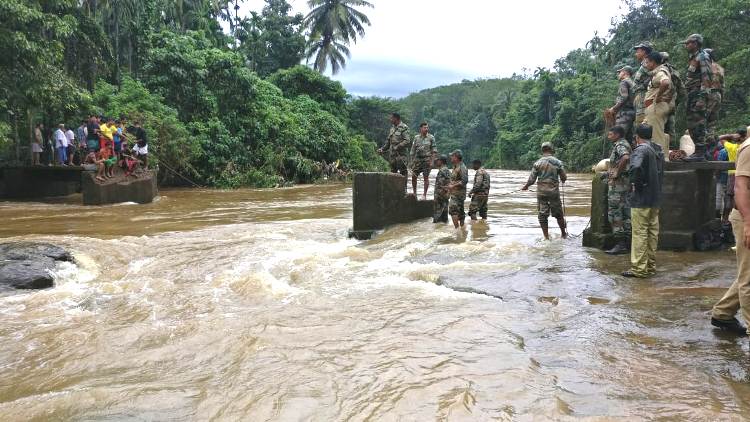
0, 170, 748, 421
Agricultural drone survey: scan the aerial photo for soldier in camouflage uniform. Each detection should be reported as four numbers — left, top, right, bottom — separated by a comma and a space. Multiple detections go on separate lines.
632, 42, 655, 127
432, 155, 451, 223
608, 66, 636, 142
522, 142, 568, 240
448, 150, 469, 228
605, 126, 632, 255
705, 48, 725, 143
410, 122, 436, 199
468, 159, 491, 221
683, 34, 714, 161
378, 113, 411, 188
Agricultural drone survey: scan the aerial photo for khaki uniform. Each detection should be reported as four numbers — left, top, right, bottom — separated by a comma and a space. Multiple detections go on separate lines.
643, 65, 675, 157
410, 134, 435, 177
707, 62, 725, 139
712, 139, 750, 334
383, 122, 411, 176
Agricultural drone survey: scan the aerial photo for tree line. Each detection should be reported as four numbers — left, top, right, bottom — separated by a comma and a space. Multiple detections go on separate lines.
0, 0, 384, 187
388, 0, 750, 171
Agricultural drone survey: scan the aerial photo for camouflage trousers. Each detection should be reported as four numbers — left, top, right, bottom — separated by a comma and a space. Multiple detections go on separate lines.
686, 91, 709, 147
433, 195, 449, 223
468, 194, 488, 219
537, 191, 563, 224
449, 193, 466, 220
411, 157, 432, 177
608, 184, 631, 240
389, 155, 408, 177
616, 109, 635, 142
706, 91, 722, 141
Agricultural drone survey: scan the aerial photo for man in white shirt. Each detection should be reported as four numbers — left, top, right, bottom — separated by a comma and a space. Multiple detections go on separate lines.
54, 124, 68, 166
65, 126, 75, 165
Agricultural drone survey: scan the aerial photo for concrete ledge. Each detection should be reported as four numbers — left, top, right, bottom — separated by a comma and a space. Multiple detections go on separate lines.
351, 172, 434, 239
81, 170, 158, 205
1, 166, 83, 198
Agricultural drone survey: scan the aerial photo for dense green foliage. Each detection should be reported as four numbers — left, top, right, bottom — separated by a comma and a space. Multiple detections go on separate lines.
0, 0, 384, 187
396, 0, 750, 171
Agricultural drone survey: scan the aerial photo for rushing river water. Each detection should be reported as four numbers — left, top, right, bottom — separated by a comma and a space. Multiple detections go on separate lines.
0, 169, 748, 421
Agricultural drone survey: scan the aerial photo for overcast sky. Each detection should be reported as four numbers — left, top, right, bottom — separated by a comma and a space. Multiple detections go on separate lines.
241, 0, 627, 97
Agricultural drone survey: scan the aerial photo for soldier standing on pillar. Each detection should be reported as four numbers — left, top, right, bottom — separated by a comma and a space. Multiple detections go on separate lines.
632, 42, 655, 127
378, 113, 411, 190
683, 34, 714, 161
607, 66, 636, 142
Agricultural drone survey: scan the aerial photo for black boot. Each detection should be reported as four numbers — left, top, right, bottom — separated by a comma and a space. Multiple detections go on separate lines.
711, 317, 748, 336
685, 143, 707, 162
605, 241, 629, 255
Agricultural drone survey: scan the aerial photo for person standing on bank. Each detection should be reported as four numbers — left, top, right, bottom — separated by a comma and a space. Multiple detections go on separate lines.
32, 123, 43, 166
468, 159, 490, 221
605, 126, 632, 255
607, 65, 636, 142
522, 142, 568, 240
683, 34, 714, 161
711, 134, 750, 337
643, 51, 675, 158
410, 122, 436, 200
378, 113, 411, 191
54, 124, 68, 166
622, 124, 664, 278
433, 155, 451, 224
447, 150, 468, 228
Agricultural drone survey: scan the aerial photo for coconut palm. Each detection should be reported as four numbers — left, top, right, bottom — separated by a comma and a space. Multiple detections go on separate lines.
304, 0, 373, 74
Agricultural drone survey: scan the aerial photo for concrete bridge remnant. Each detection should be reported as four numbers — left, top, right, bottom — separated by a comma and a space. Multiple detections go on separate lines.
349, 172, 433, 240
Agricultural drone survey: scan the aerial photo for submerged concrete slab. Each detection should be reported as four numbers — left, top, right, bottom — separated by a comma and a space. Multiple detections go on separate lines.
81, 169, 158, 205
583, 161, 735, 251
350, 172, 433, 239
1, 166, 82, 198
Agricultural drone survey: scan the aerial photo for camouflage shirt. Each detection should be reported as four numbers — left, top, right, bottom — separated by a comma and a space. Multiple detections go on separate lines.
434, 165, 452, 199
527, 155, 567, 194
608, 139, 632, 187
614, 77, 635, 112
686, 49, 713, 93
470, 167, 491, 195
383, 122, 411, 159
633, 61, 651, 96
450, 162, 469, 197
410, 134, 435, 161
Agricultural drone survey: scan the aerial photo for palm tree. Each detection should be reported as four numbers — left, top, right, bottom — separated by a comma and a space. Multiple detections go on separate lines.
304, 0, 373, 74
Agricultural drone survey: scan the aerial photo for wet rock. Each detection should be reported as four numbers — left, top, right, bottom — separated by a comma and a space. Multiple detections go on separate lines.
0, 243, 72, 290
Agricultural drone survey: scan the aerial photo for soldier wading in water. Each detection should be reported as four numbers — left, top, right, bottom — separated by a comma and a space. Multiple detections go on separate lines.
522, 142, 568, 240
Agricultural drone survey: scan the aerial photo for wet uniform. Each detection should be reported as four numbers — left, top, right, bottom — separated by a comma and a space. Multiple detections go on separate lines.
526, 155, 567, 225
433, 165, 451, 223
468, 167, 491, 219
449, 162, 469, 220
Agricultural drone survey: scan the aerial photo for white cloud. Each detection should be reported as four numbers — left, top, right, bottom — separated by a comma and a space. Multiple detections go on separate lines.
240, 0, 626, 96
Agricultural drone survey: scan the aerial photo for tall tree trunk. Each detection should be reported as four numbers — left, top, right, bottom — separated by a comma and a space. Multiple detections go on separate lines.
114, 2, 120, 85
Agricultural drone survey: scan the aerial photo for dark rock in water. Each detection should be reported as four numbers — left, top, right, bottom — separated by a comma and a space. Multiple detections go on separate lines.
0, 243, 72, 290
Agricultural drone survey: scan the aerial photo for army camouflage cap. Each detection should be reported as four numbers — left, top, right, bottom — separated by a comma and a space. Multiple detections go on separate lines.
632, 41, 654, 52
541, 142, 554, 151
617, 65, 634, 75
450, 149, 463, 159
683, 34, 703, 44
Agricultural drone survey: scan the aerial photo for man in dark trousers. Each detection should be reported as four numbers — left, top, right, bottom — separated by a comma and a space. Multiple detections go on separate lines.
623, 124, 664, 278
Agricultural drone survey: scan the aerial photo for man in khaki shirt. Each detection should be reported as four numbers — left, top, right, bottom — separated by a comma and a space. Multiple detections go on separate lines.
712, 138, 750, 336
643, 51, 674, 159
